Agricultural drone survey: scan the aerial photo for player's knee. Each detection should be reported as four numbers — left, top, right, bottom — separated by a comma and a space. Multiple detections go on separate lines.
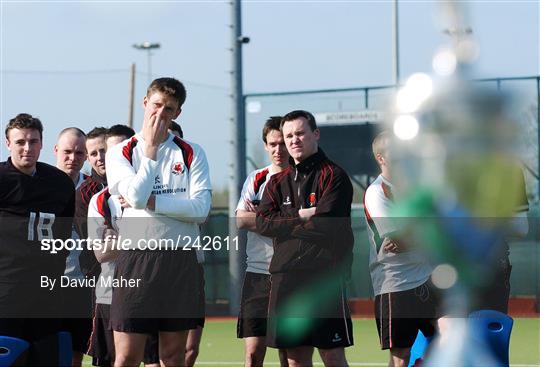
286, 349, 313, 367
184, 346, 199, 366
244, 340, 266, 364
245, 350, 265, 367
114, 353, 141, 367
319, 348, 347, 366
159, 349, 183, 366
390, 347, 410, 358
389, 347, 410, 367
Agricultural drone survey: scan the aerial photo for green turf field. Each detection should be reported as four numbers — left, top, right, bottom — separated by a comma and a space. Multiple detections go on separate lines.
83, 318, 540, 366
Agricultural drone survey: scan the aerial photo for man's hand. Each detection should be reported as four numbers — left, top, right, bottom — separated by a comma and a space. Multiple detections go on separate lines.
118, 196, 131, 208
95, 227, 120, 263
299, 207, 316, 221
103, 228, 118, 246
244, 199, 257, 213
383, 240, 400, 253
118, 195, 155, 210
142, 111, 169, 160
146, 195, 156, 211
383, 238, 408, 253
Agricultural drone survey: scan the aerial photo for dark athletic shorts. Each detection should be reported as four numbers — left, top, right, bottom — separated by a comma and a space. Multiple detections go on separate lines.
0, 318, 71, 367
61, 317, 93, 354
0, 318, 62, 344
60, 285, 93, 353
375, 281, 439, 350
88, 303, 159, 366
195, 263, 206, 328
88, 304, 115, 367
0, 280, 63, 318
266, 271, 354, 349
0, 281, 63, 341
237, 272, 271, 338
110, 249, 200, 333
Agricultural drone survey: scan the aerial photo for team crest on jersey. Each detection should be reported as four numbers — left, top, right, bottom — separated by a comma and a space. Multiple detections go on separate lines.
308, 193, 317, 207
172, 162, 184, 175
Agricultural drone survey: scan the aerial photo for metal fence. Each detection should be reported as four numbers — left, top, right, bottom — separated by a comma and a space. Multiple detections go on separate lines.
203, 76, 540, 314
244, 75, 540, 200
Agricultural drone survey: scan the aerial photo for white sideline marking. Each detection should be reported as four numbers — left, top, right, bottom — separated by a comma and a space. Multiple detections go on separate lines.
194, 364, 540, 367
83, 361, 540, 367
195, 364, 387, 366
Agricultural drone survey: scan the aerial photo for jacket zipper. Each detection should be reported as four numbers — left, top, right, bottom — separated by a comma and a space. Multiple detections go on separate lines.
296, 168, 303, 259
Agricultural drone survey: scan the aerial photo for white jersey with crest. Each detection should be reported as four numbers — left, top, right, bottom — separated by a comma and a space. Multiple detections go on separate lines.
363, 174, 433, 296
236, 165, 275, 274
105, 133, 212, 250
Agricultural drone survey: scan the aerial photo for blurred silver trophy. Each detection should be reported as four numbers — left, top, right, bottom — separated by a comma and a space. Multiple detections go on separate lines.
384, 1, 526, 366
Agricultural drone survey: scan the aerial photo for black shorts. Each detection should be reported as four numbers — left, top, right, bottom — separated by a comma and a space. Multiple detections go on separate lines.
60, 285, 93, 353
0, 281, 63, 318
0, 319, 72, 367
88, 303, 160, 366
195, 263, 206, 328
60, 318, 93, 354
88, 304, 115, 367
237, 272, 271, 338
266, 271, 353, 349
110, 250, 201, 334
0, 281, 63, 342
0, 318, 62, 343
375, 281, 439, 350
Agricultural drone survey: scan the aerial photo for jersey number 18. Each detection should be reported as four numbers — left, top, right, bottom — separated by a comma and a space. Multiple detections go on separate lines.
28, 212, 55, 241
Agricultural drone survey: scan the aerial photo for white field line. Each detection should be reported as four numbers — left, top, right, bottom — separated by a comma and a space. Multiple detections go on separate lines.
195, 363, 387, 366
83, 361, 540, 367
188, 363, 540, 367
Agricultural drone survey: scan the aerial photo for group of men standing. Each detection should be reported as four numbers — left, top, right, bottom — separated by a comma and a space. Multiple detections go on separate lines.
0, 78, 209, 367
0, 75, 529, 367
236, 111, 355, 367
235, 113, 529, 367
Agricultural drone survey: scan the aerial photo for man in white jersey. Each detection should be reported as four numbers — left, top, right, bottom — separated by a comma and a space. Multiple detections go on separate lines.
54, 127, 91, 367
105, 77, 212, 367
167, 121, 206, 367
236, 117, 292, 367
363, 131, 438, 367
87, 124, 161, 367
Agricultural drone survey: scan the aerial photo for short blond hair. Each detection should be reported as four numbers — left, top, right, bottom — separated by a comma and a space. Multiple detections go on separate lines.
372, 131, 389, 161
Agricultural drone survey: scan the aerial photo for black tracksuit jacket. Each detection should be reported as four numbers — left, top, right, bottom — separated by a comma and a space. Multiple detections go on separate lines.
256, 149, 354, 277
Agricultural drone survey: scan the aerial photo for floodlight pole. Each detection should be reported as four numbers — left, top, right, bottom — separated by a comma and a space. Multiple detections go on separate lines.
393, 0, 400, 85
128, 63, 135, 128
133, 42, 161, 85
229, 0, 249, 315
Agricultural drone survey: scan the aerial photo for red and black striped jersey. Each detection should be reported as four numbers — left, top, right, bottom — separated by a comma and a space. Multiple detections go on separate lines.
236, 165, 274, 274
74, 169, 107, 239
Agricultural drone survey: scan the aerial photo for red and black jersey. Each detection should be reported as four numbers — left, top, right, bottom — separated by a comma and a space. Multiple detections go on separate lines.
0, 158, 75, 283
74, 169, 107, 239
74, 169, 107, 277
256, 149, 354, 276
